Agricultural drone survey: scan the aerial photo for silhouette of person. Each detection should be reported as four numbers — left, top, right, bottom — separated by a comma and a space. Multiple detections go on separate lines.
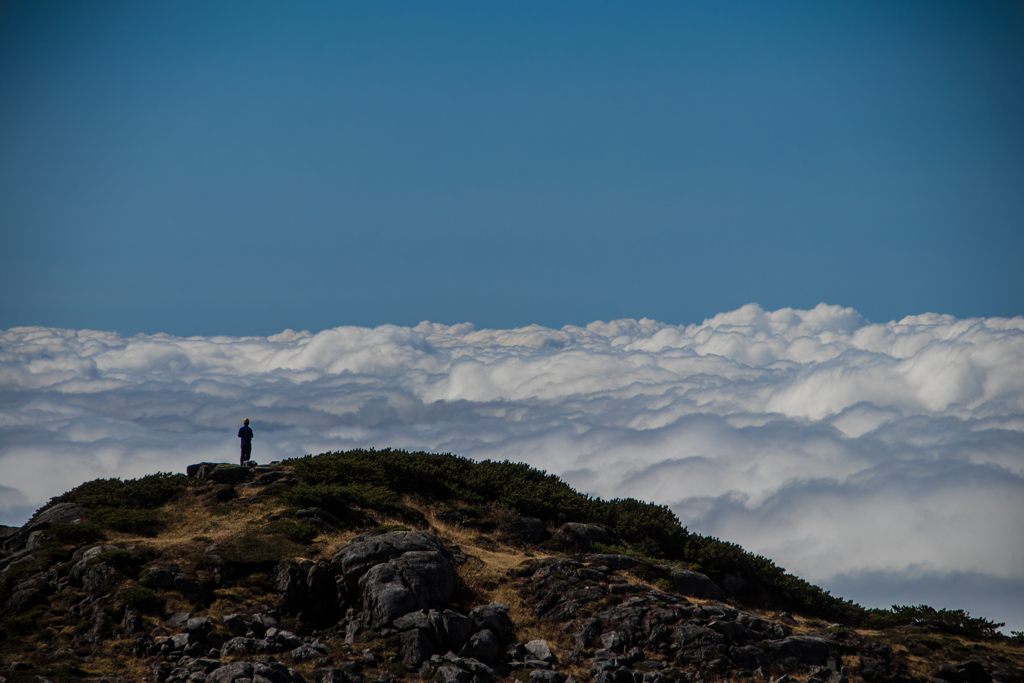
238, 418, 253, 466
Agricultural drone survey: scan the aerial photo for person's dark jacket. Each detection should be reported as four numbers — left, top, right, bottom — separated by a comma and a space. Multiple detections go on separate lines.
238, 425, 253, 443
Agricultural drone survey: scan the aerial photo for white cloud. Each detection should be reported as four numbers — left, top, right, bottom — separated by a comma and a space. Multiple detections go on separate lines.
2, 303, 1023, 626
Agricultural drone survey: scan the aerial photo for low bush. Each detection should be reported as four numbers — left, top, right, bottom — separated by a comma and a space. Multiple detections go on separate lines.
50, 472, 189, 511
284, 448, 1009, 633
90, 508, 162, 535
121, 585, 158, 612
0, 607, 46, 640
94, 549, 153, 579
271, 519, 318, 545
889, 605, 1004, 639
220, 529, 312, 571
48, 522, 105, 546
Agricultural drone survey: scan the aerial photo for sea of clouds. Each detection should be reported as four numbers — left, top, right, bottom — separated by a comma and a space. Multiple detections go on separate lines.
2, 303, 1022, 628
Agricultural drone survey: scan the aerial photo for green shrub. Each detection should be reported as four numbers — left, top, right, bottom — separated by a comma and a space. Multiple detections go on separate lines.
259, 481, 295, 497
220, 528, 312, 570
283, 482, 398, 516
272, 519, 318, 545
284, 449, 1012, 632
94, 549, 152, 579
890, 605, 1004, 639
91, 508, 162, 535
50, 472, 189, 511
0, 607, 45, 640
121, 585, 158, 612
48, 522, 105, 546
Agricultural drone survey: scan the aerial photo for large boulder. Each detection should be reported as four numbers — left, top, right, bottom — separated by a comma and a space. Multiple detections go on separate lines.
668, 568, 726, 600
469, 603, 514, 645
766, 636, 831, 668
332, 531, 453, 591
550, 523, 608, 552
3, 503, 88, 552
207, 662, 254, 683
359, 549, 456, 629
331, 531, 455, 628
506, 518, 548, 544
673, 623, 727, 663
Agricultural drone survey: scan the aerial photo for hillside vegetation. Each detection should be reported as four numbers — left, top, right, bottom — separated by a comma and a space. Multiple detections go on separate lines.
0, 448, 1019, 683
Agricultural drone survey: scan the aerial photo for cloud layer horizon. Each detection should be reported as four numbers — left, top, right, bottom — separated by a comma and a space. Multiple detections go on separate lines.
2, 303, 1022, 628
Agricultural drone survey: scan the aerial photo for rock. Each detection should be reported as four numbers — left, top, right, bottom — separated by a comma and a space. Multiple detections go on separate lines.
551, 523, 608, 552
148, 568, 176, 589
206, 465, 254, 485
332, 531, 454, 595
207, 662, 255, 683
123, 609, 145, 635
317, 669, 350, 683
443, 609, 474, 652
258, 471, 285, 484
358, 549, 456, 629
274, 629, 303, 649
297, 508, 339, 526
708, 620, 748, 638
301, 562, 340, 626
222, 614, 247, 637
938, 664, 960, 681
3, 587, 47, 617
583, 555, 640, 571
291, 643, 329, 661
174, 574, 207, 604
731, 645, 769, 670
530, 672, 564, 683
214, 486, 236, 503
221, 637, 262, 657
578, 568, 607, 583
82, 563, 124, 594
25, 530, 50, 551
251, 613, 279, 634
437, 666, 472, 683
436, 510, 465, 525
507, 518, 548, 544
957, 661, 992, 683
186, 463, 218, 478
524, 640, 557, 665
186, 617, 213, 635
673, 623, 727, 663
25, 502, 88, 532
166, 612, 192, 628
461, 629, 500, 664
766, 637, 831, 668
401, 628, 440, 666
253, 662, 292, 683
668, 569, 726, 600
469, 603, 514, 645
277, 562, 308, 614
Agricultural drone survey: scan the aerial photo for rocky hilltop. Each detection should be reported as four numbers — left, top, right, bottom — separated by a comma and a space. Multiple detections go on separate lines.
1, 450, 1021, 683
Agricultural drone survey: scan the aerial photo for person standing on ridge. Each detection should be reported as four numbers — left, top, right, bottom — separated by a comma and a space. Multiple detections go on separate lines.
238, 418, 254, 466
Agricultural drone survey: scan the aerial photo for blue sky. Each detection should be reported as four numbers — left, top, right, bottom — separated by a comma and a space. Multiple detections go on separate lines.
2, 1, 1022, 336
2, 2, 1024, 631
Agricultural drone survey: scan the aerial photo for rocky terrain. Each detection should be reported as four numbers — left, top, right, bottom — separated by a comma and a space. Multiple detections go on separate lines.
1, 453, 1021, 683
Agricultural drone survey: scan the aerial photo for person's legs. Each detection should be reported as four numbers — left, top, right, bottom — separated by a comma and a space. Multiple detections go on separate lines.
240, 442, 251, 465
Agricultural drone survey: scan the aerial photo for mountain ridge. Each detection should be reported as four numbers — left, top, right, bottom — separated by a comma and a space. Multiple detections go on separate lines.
0, 449, 1020, 683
